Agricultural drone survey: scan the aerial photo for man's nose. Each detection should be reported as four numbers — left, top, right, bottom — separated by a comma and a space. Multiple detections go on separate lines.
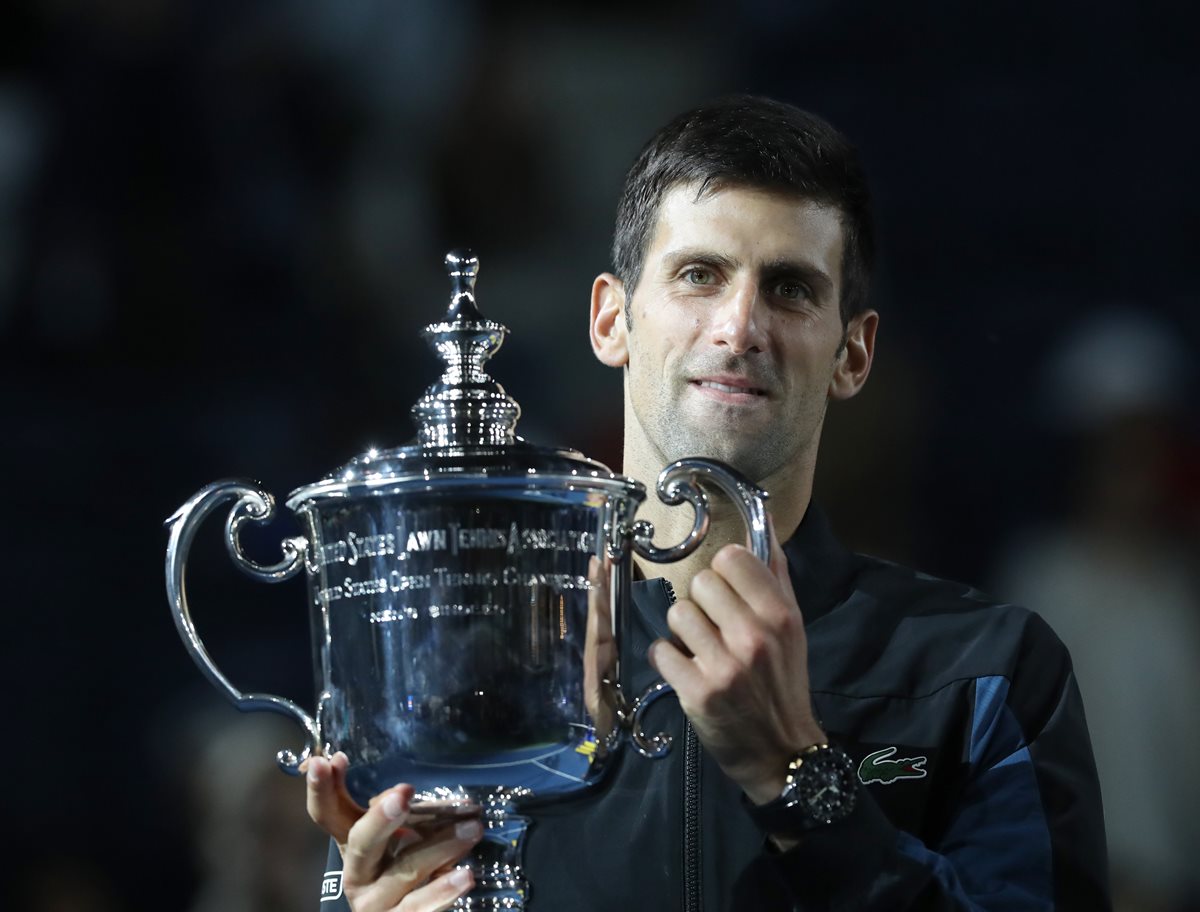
710, 281, 767, 354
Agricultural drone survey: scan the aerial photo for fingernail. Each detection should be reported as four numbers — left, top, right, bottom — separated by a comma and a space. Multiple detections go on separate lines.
306, 758, 323, 784
455, 819, 483, 840
382, 790, 406, 819
449, 867, 472, 890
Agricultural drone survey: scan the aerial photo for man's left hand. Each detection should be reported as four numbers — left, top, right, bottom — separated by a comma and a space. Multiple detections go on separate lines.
648, 519, 827, 805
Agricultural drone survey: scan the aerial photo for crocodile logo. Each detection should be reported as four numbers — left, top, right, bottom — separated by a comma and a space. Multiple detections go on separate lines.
858, 746, 928, 785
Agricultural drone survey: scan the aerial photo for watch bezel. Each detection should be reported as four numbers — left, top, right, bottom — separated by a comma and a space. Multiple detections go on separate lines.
781, 743, 858, 826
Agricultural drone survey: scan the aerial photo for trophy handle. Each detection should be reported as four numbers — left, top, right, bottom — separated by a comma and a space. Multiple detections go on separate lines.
631, 458, 771, 564
165, 479, 319, 774
627, 458, 771, 758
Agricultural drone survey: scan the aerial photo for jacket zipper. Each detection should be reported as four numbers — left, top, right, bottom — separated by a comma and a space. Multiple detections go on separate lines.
683, 720, 702, 912
662, 580, 702, 912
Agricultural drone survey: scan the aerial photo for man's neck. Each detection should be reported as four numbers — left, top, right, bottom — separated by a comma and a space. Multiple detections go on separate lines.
621, 420, 814, 597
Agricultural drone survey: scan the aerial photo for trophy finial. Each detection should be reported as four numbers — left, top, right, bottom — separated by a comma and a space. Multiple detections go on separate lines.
445, 248, 479, 278
411, 249, 521, 448
444, 249, 482, 322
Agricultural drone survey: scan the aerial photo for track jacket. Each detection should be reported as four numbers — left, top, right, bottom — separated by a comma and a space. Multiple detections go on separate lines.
318, 504, 1110, 910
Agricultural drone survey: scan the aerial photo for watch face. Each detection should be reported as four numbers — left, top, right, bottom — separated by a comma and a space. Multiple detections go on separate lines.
791, 747, 857, 824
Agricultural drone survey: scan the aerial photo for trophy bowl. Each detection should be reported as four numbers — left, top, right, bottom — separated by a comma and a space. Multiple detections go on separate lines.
165, 250, 769, 910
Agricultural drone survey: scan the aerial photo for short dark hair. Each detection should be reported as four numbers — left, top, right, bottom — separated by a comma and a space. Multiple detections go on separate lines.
612, 95, 874, 325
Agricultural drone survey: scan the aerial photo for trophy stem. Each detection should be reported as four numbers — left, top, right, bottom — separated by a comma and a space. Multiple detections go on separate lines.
421, 787, 531, 911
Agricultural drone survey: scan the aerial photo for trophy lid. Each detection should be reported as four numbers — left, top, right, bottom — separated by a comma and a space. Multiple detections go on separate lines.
286, 250, 636, 510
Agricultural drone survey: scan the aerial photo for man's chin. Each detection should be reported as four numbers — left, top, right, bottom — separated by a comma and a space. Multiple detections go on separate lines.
658, 440, 777, 485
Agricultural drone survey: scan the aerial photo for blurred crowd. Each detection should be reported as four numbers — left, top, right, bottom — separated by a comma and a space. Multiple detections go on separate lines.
3, 2, 1197, 910
994, 312, 1200, 911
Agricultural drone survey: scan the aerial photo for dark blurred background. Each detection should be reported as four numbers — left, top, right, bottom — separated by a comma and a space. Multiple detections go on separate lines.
3, 1, 1197, 910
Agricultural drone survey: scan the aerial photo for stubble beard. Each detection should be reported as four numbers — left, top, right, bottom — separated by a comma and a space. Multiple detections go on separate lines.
634, 374, 826, 487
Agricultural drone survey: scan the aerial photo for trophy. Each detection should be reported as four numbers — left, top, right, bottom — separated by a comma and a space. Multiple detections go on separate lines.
165, 250, 770, 910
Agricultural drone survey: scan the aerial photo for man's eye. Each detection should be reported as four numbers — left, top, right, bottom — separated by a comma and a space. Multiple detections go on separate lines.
772, 280, 810, 301
684, 267, 715, 285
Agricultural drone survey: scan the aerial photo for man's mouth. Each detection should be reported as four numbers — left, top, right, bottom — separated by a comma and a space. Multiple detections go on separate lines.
689, 378, 769, 398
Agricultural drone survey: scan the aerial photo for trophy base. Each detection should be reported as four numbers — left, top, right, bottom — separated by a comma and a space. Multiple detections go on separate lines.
452, 862, 526, 910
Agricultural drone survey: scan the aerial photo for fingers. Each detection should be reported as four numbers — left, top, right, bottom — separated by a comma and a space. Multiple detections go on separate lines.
341, 783, 419, 881
710, 542, 794, 624
648, 635, 706, 697
686, 567, 747, 631
396, 867, 475, 912
305, 755, 482, 911
584, 555, 614, 651
660, 592, 756, 700
372, 818, 483, 902
666, 513, 799, 676
584, 555, 618, 739
305, 752, 365, 845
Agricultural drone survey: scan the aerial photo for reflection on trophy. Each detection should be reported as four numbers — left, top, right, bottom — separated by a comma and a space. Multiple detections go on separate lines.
165, 250, 770, 910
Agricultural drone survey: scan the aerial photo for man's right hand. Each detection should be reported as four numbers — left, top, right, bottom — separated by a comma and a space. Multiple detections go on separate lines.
305, 752, 484, 911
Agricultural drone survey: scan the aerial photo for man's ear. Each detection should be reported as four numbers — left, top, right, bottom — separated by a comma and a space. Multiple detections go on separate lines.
829, 309, 878, 400
590, 272, 629, 368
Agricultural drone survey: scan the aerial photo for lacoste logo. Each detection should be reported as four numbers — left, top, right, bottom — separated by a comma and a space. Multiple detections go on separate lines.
858, 746, 928, 785
320, 871, 343, 902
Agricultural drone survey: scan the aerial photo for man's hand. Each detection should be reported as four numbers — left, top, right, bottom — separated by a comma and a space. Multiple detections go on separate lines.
584, 555, 619, 744
648, 519, 826, 805
304, 753, 484, 911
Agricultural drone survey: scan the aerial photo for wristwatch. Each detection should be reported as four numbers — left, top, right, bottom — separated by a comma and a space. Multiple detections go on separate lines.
746, 743, 858, 836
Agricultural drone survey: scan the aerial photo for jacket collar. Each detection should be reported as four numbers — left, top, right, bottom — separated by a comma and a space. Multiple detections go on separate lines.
781, 502, 856, 627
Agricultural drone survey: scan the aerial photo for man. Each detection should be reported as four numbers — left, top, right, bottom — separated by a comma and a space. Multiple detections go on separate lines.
306, 95, 1109, 910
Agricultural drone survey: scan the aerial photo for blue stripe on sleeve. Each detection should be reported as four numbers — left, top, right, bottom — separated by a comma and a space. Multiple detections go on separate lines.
970, 675, 1013, 765
897, 676, 1055, 910
957, 675, 1056, 909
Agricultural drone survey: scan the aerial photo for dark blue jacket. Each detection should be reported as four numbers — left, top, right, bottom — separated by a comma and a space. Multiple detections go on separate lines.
319, 505, 1110, 910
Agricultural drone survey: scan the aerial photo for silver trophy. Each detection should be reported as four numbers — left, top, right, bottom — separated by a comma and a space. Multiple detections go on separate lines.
165, 250, 770, 910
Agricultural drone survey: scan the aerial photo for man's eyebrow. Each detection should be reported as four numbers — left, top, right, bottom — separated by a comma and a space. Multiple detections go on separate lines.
660, 248, 741, 274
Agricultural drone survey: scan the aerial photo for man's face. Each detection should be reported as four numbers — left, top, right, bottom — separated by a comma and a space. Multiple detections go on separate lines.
621, 184, 853, 483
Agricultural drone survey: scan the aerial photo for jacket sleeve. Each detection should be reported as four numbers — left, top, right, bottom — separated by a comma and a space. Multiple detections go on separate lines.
755, 614, 1110, 911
